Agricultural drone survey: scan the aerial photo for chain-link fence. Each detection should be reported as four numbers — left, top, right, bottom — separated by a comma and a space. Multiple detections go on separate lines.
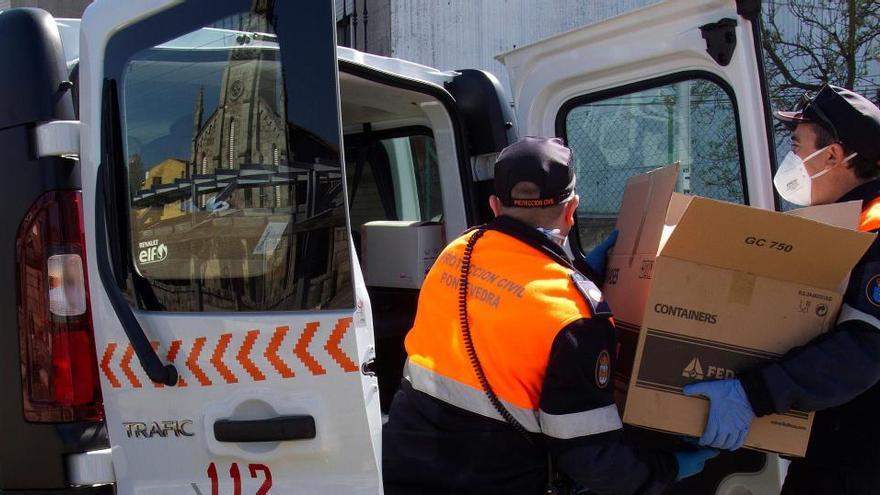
564, 78, 745, 249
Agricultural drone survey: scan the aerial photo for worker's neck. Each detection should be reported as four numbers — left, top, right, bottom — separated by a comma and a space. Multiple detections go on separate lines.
832, 174, 876, 203
501, 212, 563, 232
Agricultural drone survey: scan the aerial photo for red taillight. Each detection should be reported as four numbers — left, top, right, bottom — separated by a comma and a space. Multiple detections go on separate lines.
16, 191, 103, 423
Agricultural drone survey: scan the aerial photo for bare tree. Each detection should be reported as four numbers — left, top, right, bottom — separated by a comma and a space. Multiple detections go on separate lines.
762, 0, 880, 110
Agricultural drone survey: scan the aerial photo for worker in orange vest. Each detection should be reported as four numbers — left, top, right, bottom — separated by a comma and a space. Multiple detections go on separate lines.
383, 136, 716, 494
684, 85, 880, 494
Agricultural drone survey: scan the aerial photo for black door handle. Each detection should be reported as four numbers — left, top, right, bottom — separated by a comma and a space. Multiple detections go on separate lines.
214, 415, 316, 443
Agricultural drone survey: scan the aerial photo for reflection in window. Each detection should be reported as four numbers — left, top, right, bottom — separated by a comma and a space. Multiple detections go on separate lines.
228, 118, 236, 168
564, 78, 744, 250
121, 12, 351, 312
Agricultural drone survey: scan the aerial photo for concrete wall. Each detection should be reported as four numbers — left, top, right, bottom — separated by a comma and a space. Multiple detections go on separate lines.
337, 0, 393, 56
389, 0, 659, 91
364, 0, 391, 56
8, 0, 91, 17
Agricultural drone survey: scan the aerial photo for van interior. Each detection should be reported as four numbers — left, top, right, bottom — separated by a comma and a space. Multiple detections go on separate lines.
338, 67, 462, 411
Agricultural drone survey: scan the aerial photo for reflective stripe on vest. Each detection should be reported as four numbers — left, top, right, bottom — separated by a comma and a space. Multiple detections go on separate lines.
405, 360, 542, 432
859, 197, 880, 232
838, 302, 880, 330
405, 227, 598, 430
406, 359, 624, 438
539, 405, 623, 439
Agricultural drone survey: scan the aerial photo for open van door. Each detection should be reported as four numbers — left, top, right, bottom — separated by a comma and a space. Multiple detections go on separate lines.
78, 0, 382, 493
499, 0, 782, 493
501, 0, 777, 230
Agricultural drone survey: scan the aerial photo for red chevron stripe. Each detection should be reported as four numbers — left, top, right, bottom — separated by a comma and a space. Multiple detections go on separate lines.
166, 340, 188, 387
150, 342, 165, 388
100, 343, 121, 388
325, 317, 358, 372
187, 337, 212, 386
237, 330, 266, 381
211, 333, 238, 384
294, 322, 326, 376
120, 344, 142, 388
265, 325, 295, 379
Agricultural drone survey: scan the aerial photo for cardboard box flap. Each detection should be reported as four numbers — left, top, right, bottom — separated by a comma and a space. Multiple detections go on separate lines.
658, 193, 694, 254
787, 201, 862, 230
613, 163, 680, 261
659, 197, 875, 290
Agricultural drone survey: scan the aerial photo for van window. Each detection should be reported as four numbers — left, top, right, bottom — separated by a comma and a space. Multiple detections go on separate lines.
345, 130, 442, 226
115, 11, 352, 312
561, 77, 745, 250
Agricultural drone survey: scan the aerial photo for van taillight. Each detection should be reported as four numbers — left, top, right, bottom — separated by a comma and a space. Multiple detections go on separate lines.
17, 191, 103, 423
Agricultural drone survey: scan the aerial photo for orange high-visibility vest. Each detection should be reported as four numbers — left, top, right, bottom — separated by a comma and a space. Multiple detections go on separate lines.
860, 197, 880, 232
404, 228, 596, 431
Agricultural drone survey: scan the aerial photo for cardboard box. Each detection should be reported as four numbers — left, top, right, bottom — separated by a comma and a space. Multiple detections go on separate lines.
362, 221, 444, 289
605, 165, 874, 456
603, 164, 682, 406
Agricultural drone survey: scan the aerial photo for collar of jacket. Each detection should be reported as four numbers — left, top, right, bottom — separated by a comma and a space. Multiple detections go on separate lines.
838, 178, 880, 206
485, 215, 578, 270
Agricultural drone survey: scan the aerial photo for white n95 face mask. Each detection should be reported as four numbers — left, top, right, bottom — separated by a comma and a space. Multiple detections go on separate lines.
773, 145, 856, 206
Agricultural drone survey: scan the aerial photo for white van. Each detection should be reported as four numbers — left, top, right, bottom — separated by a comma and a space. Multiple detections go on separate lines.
5, 0, 785, 493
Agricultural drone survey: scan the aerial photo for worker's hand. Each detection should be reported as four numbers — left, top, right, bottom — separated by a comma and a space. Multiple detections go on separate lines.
682, 379, 754, 450
673, 448, 719, 481
585, 229, 618, 276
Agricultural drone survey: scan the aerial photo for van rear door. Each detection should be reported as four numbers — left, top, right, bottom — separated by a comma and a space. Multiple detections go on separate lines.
78, 1, 381, 493
499, 0, 782, 493
501, 0, 776, 219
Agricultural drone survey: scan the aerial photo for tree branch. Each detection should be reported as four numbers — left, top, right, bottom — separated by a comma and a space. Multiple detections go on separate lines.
762, 34, 824, 91
846, 0, 857, 89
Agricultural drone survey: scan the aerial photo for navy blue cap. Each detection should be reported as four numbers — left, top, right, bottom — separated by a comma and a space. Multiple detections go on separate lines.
776, 84, 880, 164
493, 136, 576, 208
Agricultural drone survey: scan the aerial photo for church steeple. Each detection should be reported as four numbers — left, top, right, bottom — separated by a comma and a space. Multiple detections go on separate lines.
190, 86, 204, 175
190, 41, 289, 209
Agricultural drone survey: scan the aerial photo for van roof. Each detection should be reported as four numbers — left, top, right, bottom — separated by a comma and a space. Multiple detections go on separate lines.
55, 18, 457, 88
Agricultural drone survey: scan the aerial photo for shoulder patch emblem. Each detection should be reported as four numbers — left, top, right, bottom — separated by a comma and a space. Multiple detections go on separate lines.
595, 350, 611, 389
866, 274, 880, 308
571, 272, 612, 316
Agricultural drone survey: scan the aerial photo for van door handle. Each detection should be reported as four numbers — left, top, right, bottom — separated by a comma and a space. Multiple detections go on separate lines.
214, 415, 316, 443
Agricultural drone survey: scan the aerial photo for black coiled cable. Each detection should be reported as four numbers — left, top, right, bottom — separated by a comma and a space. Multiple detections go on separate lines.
458, 227, 562, 495
458, 228, 535, 443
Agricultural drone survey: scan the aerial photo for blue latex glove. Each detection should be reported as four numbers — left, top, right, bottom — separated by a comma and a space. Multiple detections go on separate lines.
682, 379, 755, 450
674, 448, 720, 481
585, 229, 619, 276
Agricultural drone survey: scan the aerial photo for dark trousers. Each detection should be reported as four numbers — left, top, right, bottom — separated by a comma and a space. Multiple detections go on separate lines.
782, 460, 880, 495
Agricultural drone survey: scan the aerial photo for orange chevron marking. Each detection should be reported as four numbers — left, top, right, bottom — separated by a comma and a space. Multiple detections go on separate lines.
187, 337, 212, 386
237, 330, 266, 381
100, 343, 121, 388
295, 322, 326, 376
325, 317, 358, 372
120, 343, 143, 389
265, 325, 295, 379
211, 333, 238, 384
150, 342, 165, 388
166, 340, 188, 387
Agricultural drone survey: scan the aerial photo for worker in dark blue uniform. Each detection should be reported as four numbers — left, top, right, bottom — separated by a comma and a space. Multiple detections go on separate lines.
682, 85, 880, 494
383, 137, 717, 494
